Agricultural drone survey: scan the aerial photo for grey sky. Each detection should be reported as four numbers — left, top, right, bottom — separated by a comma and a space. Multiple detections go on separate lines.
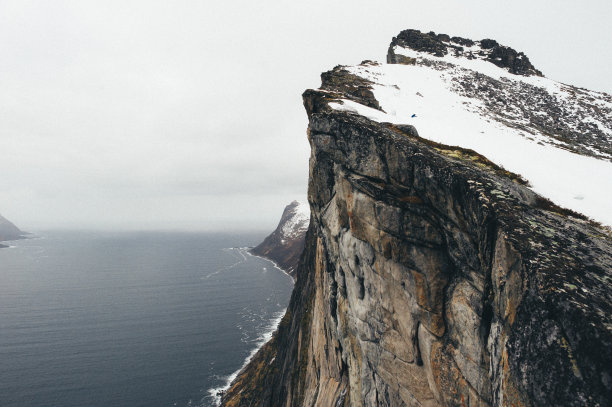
1, 0, 610, 231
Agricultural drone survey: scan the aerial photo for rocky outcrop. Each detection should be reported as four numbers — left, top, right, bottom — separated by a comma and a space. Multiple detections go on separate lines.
0, 214, 26, 247
221, 32, 612, 407
251, 201, 309, 278
385, 28, 612, 162
387, 29, 542, 77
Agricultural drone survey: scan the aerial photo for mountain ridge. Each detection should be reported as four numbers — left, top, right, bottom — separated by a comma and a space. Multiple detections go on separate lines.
328, 29, 612, 225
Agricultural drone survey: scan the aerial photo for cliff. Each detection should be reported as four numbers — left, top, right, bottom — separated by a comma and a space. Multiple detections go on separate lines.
251, 201, 309, 278
221, 30, 612, 407
0, 214, 26, 248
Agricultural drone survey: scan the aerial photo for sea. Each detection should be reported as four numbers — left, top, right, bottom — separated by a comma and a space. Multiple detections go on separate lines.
0, 230, 294, 407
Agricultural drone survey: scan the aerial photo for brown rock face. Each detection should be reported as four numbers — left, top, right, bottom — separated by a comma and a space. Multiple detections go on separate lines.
222, 39, 612, 407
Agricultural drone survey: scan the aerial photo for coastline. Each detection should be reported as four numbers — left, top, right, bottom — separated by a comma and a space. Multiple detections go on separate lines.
0, 233, 31, 249
207, 250, 295, 406
0, 237, 24, 249
247, 249, 296, 282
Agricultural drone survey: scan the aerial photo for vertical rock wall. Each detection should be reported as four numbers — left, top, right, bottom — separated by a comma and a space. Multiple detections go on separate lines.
221, 86, 612, 407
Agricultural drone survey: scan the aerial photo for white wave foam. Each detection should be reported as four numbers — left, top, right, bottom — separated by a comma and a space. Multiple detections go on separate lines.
203, 249, 295, 406
246, 250, 294, 281
205, 309, 287, 406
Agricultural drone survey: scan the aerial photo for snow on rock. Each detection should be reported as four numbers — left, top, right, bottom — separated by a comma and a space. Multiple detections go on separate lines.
280, 200, 310, 241
251, 201, 310, 278
329, 42, 612, 226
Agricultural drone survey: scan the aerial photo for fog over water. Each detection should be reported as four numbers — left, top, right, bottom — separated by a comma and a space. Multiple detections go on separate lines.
0, 0, 610, 230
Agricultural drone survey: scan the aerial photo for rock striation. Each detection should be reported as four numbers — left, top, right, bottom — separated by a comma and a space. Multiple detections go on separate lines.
221, 30, 612, 407
251, 201, 310, 278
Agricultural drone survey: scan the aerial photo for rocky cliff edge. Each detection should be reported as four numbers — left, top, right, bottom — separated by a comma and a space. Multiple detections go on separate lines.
221, 30, 612, 407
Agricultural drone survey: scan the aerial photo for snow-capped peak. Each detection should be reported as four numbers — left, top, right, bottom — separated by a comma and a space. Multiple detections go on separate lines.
280, 201, 310, 241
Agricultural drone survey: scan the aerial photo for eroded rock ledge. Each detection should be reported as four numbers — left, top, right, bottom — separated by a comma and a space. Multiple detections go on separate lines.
221, 42, 612, 407
387, 29, 542, 77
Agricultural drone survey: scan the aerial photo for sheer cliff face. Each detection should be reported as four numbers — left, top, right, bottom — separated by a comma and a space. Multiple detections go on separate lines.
222, 30, 612, 407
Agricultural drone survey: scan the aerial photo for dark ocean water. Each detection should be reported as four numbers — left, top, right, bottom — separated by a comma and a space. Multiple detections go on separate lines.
0, 231, 294, 407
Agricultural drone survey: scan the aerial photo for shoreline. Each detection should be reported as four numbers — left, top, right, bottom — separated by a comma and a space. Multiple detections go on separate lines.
207, 249, 295, 406
247, 249, 296, 282
0, 234, 32, 249
0, 238, 24, 249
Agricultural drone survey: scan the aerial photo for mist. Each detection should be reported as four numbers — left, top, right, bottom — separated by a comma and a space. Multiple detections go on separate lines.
1, 0, 610, 231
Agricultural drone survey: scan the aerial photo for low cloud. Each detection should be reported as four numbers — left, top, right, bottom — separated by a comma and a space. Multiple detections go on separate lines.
1, 0, 610, 229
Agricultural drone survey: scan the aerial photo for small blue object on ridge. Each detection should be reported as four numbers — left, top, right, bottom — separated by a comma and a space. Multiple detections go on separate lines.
411, 114, 417, 118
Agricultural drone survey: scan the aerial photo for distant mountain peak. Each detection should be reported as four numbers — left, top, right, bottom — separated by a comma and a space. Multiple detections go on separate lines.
279, 201, 309, 243
0, 213, 26, 245
250, 201, 310, 278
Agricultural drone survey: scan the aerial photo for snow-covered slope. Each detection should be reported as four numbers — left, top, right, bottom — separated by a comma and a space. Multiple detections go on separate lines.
279, 201, 309, 244
329, 30, 612, 226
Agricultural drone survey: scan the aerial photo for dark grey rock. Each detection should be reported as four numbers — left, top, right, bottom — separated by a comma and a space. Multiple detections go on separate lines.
387, 29, 543, 77
0, 213, 26, 245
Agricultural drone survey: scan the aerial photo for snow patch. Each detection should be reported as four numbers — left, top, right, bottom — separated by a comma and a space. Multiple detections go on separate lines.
280, 201, 310, 240
330, 61, 612, 226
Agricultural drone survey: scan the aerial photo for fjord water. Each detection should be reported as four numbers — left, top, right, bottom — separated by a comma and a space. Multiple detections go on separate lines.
0, 231, 294, 407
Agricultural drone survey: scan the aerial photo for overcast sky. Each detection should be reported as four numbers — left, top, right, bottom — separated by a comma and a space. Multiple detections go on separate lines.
1, 0, 610, 231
